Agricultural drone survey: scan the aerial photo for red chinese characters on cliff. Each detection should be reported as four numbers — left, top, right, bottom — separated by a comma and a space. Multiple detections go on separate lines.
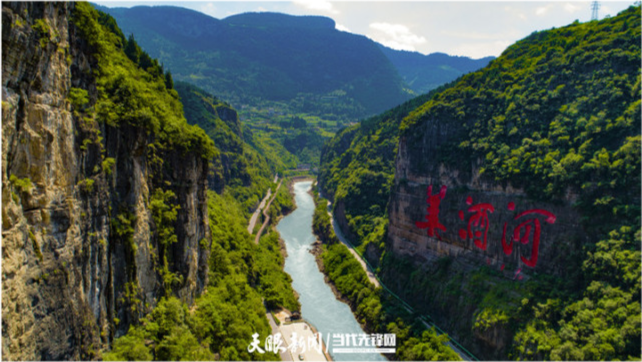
415, 185, 447, 240
458, 197, 495, 251
415, 185, 556, 269
501, 207, 557, 268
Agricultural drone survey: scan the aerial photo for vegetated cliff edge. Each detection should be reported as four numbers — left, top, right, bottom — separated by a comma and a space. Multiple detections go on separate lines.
319, 8, 642, 361
2, 2, 216, 359
385, 7, 640, 360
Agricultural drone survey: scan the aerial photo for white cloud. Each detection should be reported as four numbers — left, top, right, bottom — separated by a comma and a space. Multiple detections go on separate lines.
564, 3, 580, 14
293, 0, 338, 14
256, 6, 268, 12
335, 23, 351, 33
536, 6, 550, 16
368, 22, 427, 52
200, 2, 217, 17
504, 6, 527, 21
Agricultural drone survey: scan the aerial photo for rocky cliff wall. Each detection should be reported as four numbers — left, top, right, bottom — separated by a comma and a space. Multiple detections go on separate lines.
2, 3, 211, 360
389, 125, 587, 277
385, 127, 587, 358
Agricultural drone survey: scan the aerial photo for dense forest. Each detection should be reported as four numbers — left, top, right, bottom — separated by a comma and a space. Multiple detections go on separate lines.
95, 6, 411, 121
318, 87, 451, 264
378, 46, 494, 94
3, 1, 640, 361
310, 185, 462, 361
320, 5, 641, 361
96, 5, 491, 168
71, 3, 300, 359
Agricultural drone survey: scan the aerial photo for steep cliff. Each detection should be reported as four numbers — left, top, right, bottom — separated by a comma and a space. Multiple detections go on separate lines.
384, 7, 640, 360
175, 81, 279, 215
318, 90, 441, 267
2, 2, 215, 359
316, 4, 641, 360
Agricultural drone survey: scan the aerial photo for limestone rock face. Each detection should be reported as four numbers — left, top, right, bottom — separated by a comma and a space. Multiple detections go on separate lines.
2, 3, 210, 360
384, 117, 589, 359
389, 117, 587, 276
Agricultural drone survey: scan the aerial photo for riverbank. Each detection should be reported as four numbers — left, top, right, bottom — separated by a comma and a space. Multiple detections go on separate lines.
307, 184, 392, 361
311, 183, 470, 361
277, 181, 387, 362
325, 200, 380, 288
310, 241, 354, 310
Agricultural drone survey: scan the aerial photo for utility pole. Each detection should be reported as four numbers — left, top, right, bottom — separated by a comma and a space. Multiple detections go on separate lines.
591, 1, 600, 21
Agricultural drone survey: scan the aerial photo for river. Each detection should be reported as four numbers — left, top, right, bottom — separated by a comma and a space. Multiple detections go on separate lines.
276, 181, 387, 361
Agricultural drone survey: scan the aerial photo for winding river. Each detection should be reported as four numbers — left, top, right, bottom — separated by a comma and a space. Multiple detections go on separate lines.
276, 181, 387, 361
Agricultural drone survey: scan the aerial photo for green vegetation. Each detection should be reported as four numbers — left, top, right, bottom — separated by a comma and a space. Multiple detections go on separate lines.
29, 228, 43, 262
379, 45, 494, 95
68, 6, 304, 360
102, 157, 116, 176
513, 227, 641, 360
176, 81, 290, 215
104, 296, 214, 361
77, 178, 95, 193
318, 88, 448, 262
321, 6, 641, 361
95, 6, 422, 166
311, 185, 460, 361
9, 174, 33, 194
33, 18, 52, 48
402, 9, 641, 230
256, 231, 299, 311
72, 2, 216, 161
96, 7, 411, 121
106, 188, 299, 360
68, 87, 89, 111
150, 189, 183, 294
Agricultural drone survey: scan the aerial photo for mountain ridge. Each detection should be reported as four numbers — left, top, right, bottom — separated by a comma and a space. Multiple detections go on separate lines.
96, 4, 412, 119
320, 5, 641, 360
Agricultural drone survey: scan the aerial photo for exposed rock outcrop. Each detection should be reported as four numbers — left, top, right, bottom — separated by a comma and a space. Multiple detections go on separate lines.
2, 3, 211, 360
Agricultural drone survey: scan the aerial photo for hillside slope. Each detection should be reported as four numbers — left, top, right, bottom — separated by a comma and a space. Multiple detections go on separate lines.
2, 2, 215, 358
2, 3, 301, 361
318, 89, 447, 265
175, 81, 287, 214
96, 6, 412, 120
388, 7, 640, 360
379, 45, 494, 94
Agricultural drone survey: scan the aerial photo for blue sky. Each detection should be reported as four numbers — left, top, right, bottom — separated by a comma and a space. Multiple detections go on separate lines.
94, 1, 635, 59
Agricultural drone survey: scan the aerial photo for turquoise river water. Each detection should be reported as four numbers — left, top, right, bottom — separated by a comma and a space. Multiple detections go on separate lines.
276, 181, 387, 361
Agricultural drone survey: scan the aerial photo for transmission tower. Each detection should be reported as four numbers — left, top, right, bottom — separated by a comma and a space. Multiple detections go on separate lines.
591, 1, 600, 21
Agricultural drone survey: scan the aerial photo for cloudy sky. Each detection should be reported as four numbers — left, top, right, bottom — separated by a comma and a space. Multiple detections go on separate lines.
94, 1, 635, 59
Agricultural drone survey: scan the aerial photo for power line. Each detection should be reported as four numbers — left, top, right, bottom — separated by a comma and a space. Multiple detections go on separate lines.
591, 0, 600, 20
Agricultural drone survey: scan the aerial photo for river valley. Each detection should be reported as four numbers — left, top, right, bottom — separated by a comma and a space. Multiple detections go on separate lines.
276, 181, 387, 361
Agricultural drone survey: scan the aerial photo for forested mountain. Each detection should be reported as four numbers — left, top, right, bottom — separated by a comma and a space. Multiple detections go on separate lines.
379, 45, 495, 94
175, 81, 295, 213
95, 5, 412, 120
318, 88, 447, 263
320, 5, 641, 360
2, 2, 298, 360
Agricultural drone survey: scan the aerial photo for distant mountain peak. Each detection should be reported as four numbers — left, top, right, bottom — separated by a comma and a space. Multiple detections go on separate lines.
223, 12, 336, 30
